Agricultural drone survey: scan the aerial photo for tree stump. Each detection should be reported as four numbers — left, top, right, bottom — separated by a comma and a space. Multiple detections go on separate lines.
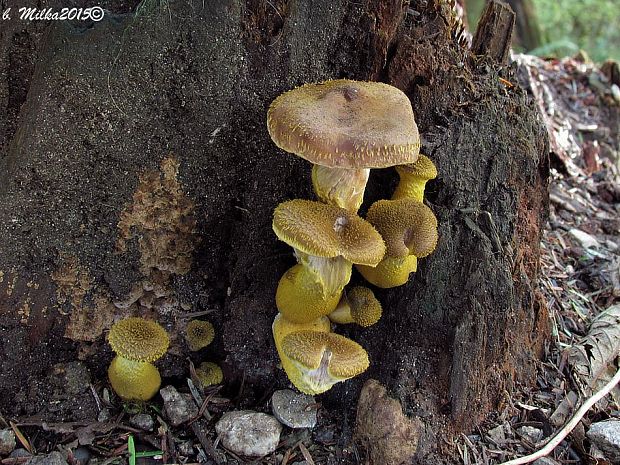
0, 0, 549, 461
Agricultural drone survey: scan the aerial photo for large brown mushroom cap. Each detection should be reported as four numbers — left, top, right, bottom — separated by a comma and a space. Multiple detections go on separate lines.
273, 199, 385, 266
267, 79, 420, 169
366, 199, 438, 258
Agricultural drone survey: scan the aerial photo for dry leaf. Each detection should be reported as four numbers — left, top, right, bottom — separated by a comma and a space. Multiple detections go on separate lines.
568, 304, 620, 405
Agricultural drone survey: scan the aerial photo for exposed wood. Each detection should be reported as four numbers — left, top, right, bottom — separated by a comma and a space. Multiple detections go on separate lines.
472, 0, 516, 64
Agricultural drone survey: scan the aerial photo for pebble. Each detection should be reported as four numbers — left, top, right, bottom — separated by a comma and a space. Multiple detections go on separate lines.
215, 410, 282, 457
518, 425, 543, 443
160, 386, 199, 427
486, 424, 507, 442
10, 449, 32, 459
25, 451, 69, 465
97, 408, 111, 422
130, 413, 155, 432
587, 420, 620, 463
271, 389, 317, 429
0, 429, 16, 456
568, 228, 599, 249
72, 447, 91, 465
533, 458, 560, 465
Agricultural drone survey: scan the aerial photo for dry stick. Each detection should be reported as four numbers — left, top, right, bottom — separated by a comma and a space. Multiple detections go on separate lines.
498, 366, 620, 465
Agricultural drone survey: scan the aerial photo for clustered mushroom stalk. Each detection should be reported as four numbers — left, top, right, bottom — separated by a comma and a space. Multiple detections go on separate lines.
267, 79, 435, 395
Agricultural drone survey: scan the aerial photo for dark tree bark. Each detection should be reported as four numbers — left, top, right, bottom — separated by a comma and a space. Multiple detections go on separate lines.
0, 0, 549, 462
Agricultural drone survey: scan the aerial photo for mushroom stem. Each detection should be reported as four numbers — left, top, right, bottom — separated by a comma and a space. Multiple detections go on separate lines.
392, 155, 438, 202
275, 263, 344, 324
294, 250, 353, 297
328, 296, 354, 325
312, 165, 370, 212
392, 169, 428, 202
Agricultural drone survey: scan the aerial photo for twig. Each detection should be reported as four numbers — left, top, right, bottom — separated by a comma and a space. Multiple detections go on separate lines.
498, 366, 620, 465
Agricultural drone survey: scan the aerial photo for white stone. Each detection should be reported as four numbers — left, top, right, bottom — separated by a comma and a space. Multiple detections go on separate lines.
587, 420, 620, 463
568, 228, 600, 249
271, 389, 317, 429
0, 429, 16, 456
160, 386, 199, 427
215, 410, 282, 457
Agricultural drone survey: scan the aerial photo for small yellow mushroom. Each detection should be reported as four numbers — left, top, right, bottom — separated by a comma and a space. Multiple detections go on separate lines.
357, 255, 418, 289
329, 286, 382, 326
195, 362, 223, 387
392, 154, 438, 202
356, 198, 437, 288
107, 317, 169, 401
185, 320, 215, 352
280, 330, 369, 395
276, 263, 344, 324
108, 317, 170, 362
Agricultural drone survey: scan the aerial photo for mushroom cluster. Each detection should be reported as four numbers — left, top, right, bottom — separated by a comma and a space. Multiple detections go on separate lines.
107, 317, 170, 401
267, 79, 439, 394
185, 319, 223, 388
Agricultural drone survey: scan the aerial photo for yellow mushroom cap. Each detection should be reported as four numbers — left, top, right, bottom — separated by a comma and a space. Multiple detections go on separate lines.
347, 286, 383, 327
108, 356, 161, 401
267, 79, 420, 169
366, 199, 438, 258
195, 362, 223, 387
396, 154, 438, 181
185, 320, 215, 352
273, 199, 385, 266
108, 317, 170, 362
281, 330, 369, 381
356, 255, 418, 289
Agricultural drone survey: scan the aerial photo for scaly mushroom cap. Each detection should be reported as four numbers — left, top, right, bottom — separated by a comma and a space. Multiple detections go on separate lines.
108, 317, 170, 362
330, 286, 382, 327
366, 199, 438, 258
108, 356, 161, 401
272, 313, 331, 352
280, 330, 369, 394
185, 320, 215, 352
393, 154, 438, 201
396, 154, 437, 180
273, 199, 385, 266
195, 362, 223, 387
356, 255, 418, 289
276, 263, 344, 323
272, 314, 331, 394
267, 79, 420, 169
